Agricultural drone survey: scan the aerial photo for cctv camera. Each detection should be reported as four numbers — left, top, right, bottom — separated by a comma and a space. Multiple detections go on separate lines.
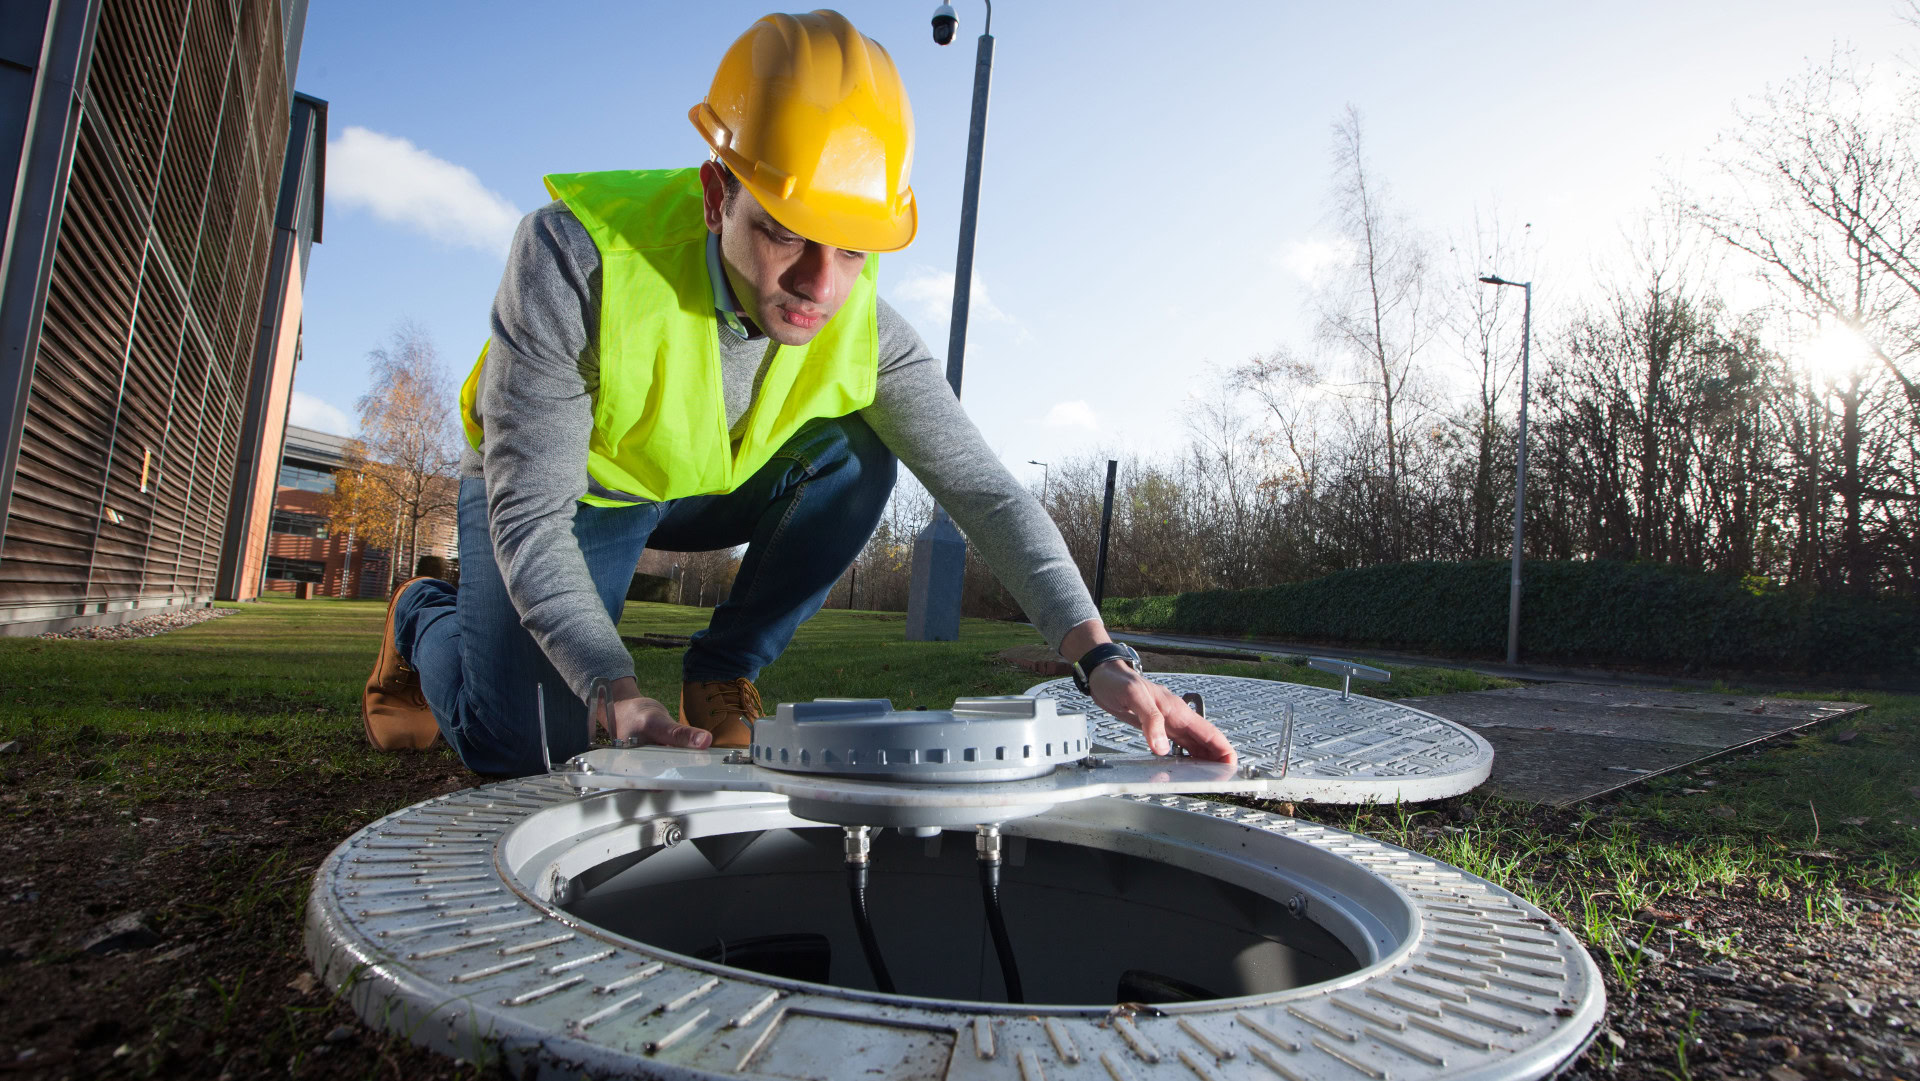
931, 4, 958, 45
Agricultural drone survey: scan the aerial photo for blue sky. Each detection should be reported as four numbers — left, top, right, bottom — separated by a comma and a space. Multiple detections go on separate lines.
290, 1, 1915, 480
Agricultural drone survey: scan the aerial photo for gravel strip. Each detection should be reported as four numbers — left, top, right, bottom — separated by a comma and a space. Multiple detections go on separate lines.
37, 606, 237, 641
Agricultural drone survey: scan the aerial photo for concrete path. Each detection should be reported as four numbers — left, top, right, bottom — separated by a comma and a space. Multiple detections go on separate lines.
1106, 630, 1871, 806
1399, 684, 1867, 806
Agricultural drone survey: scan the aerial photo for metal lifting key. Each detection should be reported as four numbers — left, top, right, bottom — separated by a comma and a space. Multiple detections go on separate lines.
1307, 657, 1391, 701
536, 683, 553, 774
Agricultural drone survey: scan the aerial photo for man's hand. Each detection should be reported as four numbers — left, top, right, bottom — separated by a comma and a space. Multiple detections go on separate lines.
1087, 662, 1235, 763
602, 677, 711, 749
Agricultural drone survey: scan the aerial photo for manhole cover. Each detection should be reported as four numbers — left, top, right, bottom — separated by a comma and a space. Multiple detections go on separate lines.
1027, 673, 1495, 804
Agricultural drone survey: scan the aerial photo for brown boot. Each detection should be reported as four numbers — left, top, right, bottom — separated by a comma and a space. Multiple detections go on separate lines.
679, 677, 764, 748
362, 577, 440, 750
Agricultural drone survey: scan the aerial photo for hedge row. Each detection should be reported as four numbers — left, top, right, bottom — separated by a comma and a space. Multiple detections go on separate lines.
1100, 560, 1920, 677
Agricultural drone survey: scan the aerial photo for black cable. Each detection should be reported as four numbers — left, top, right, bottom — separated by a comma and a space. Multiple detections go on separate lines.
847, 863, 896, 994
978, 858, 1024, 1003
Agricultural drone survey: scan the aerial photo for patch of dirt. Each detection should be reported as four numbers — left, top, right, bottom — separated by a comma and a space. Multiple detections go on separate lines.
0, 739, 489, 1079
1559, 890, 1919, 1080
37, 607, 236, 641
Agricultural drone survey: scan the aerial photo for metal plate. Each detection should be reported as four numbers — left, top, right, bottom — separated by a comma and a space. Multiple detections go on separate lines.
556, 745, 1258, 829
308, 779, 1604, 1080
1026, 674, 1495, 804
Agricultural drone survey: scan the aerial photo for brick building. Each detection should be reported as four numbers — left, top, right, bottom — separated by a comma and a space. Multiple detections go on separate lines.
260, 425, 455, 598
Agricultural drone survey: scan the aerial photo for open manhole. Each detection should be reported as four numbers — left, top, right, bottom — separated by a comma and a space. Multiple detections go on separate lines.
567, 824, 1362, 1005
308, 675, 1603, 1079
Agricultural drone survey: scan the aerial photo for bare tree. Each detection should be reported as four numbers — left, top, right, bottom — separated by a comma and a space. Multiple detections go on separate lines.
1441, 211, 1532, 558
1690, 45, 1920, 589
1691, 50, 1920, 409
1184, 372, 1273, 589
673, 546, 743, 607
1316, 106, 1438, 560
1235, 348, 1327, 504
833, 477, 934, 612
337, 323, 462, 592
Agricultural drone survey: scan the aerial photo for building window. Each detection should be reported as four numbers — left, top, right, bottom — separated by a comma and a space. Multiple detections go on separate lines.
278, 462, 336, 493
270, 510, 328, 538
265, 556, 326, 583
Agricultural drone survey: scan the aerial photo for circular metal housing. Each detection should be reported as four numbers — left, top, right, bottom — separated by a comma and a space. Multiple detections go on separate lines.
307, 779, 1604, 1081
750, 696, 1089, 783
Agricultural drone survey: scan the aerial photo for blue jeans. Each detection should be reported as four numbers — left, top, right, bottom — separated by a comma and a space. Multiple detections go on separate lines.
392, 414, 897, 777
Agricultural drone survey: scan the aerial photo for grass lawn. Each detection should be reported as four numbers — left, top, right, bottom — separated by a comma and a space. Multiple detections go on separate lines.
0, 596, 1914, 1079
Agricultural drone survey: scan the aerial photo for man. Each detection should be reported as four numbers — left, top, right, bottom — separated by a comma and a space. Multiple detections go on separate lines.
362, 10, 1233, 777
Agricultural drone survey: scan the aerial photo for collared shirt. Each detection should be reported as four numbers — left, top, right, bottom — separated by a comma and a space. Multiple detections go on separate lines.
707, 232, 762, 342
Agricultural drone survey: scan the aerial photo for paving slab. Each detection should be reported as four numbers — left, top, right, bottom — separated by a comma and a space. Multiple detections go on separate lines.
1400, 685, 1867, 806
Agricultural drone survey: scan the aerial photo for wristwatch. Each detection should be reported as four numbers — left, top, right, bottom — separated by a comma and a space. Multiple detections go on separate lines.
1071, 641, 1143, 694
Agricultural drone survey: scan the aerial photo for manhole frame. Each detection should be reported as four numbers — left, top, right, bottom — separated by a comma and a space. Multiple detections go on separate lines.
309, 776, 1605, 1080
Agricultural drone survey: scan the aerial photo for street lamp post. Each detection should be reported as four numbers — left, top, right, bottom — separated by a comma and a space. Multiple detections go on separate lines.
1027, 459, 1048, 502
1478, 274, 1532, 667
907, 0, 995, 643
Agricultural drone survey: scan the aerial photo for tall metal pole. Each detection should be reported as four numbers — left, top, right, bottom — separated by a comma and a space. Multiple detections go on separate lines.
1092, 459, 1117, 609
943, 25, 993, 396
1027, 459, 1047, 501
907, 5, 994, 642
1507, 284, 1532, 666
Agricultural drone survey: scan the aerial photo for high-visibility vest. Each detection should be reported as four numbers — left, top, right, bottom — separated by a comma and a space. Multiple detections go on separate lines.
459, 167, 879, 506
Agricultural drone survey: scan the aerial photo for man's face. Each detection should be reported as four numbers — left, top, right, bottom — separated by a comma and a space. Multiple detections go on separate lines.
700, 162, 869, 347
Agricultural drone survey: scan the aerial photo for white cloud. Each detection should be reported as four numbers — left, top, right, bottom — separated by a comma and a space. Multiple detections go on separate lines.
890, 266, 1013, 326
1044, 400, 1098, 431
1276, 238, 1346, 282
288, 391, 352, 436
327, 126, 521, 255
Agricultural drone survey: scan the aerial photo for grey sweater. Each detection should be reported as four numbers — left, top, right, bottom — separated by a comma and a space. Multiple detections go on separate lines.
463, 201, 1097, 701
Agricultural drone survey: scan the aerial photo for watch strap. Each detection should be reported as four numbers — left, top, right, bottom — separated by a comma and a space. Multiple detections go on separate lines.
1071, 642, 1142, 694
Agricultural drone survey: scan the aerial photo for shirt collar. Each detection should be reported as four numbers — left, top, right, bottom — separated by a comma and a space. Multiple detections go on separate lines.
707, 232, 761, 342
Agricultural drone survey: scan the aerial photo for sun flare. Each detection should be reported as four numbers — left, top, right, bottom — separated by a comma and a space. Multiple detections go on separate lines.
1802, 323, 1877, 384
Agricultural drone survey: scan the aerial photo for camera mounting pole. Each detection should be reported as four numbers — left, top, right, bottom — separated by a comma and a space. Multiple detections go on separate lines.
908, 0, 995, 643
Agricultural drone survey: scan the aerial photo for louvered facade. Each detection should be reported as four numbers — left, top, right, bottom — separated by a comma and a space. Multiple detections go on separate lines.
0, 0, 318, 634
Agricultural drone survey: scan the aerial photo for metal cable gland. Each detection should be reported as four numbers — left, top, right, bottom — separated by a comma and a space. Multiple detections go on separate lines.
750, 696, 1090, 783
843, 825, 872, 864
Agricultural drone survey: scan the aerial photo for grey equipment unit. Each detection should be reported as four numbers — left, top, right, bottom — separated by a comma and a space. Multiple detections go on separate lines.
750, 696, 1089, 783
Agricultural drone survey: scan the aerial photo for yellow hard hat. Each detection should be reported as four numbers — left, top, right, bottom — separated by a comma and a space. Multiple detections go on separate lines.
689, 10, 917, 253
